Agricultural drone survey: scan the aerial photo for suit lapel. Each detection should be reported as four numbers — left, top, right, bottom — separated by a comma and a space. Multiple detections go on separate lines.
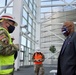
60, 33, 74, 55
61, 38, 70, 54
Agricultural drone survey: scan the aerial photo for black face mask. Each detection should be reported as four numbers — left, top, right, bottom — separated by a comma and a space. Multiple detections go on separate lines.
8, 25, 15, 33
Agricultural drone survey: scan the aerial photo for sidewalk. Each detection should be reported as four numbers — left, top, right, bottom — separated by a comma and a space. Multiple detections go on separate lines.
14, 65, 57, 75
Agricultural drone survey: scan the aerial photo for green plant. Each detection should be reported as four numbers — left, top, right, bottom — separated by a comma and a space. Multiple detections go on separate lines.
49, 45, 56, 53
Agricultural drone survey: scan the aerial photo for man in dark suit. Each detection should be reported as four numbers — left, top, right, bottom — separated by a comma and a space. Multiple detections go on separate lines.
57, 21, 76, 75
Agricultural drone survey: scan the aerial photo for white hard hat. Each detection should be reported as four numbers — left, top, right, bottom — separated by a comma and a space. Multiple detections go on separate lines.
35, 50, 41, 53
36, 47, 40, 50
35, 47, 41, 52
0, 13, 18, 26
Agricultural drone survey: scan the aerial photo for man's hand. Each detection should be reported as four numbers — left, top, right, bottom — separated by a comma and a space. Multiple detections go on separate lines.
38, 59, 43, 62
34, 60, 40, 62
35, 59, 42, 62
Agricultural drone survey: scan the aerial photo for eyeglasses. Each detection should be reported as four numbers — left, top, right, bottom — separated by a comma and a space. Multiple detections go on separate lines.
6, 21, 15, 27
7, 22, 12, 26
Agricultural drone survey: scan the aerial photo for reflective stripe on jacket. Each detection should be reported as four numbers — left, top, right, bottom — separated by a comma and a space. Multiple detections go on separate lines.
0, 27, 14, 74
0, 55, 14, 74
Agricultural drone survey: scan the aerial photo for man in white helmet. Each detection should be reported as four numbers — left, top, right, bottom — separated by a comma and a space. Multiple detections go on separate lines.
0, 13, 17, 33
0, 13, 18, 75
32, 47, 45, 75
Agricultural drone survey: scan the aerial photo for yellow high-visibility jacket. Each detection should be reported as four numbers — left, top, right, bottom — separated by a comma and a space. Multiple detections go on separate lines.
0, 27, 14, 74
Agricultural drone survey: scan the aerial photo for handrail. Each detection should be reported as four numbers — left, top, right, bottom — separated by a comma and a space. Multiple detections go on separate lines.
47, 51, 60, 59
0, 0, 14, 15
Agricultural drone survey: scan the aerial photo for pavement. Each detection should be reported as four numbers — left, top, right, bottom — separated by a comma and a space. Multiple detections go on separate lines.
14, 65, 57, 75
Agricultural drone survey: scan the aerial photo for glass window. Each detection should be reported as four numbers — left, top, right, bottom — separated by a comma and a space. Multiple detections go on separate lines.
29, 2, 33, 11
20, 52, 23, 60
52, 1, 64, 5
0, 8, 4, 13
64, 6, 75, 11
6, 8, 13, 14
28, 24, 31, 32
22, 18, 27, 25
22, 28, 27, 33
28, 33, 31, 37
33, 10, 36, 16
24, 57, 29, 65
0, 0, 5, 7
27, 40, 31, 48
52, 7, 63, 12
21, 45, 25, 51
23, 9, 28, 20
25, 0, 29, 4
20, 0, 37, 66
28, 16, 32, 25
30, 0, 33, 4
21, 36, 26, 46
34, 0, 36, 3
25, 47, 29, 56
41, 7, 51, 12
7, 0, 13, 6
41, 1, 51, 6
34, 3, 36, 10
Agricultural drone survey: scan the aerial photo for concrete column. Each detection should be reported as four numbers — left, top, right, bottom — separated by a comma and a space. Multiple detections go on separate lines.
12, 0, 23, 71
35, 0, 41, 48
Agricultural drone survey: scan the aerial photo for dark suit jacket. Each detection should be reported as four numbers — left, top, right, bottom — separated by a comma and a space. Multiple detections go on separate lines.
57, 32, 76, 75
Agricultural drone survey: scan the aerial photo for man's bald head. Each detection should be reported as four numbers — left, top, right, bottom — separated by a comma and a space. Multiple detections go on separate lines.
64, 21, 74, 28
62, 21, 75, 37
64, 21, 74, 32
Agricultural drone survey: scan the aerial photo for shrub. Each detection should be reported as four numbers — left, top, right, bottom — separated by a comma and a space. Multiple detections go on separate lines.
49, 45, 56, 53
